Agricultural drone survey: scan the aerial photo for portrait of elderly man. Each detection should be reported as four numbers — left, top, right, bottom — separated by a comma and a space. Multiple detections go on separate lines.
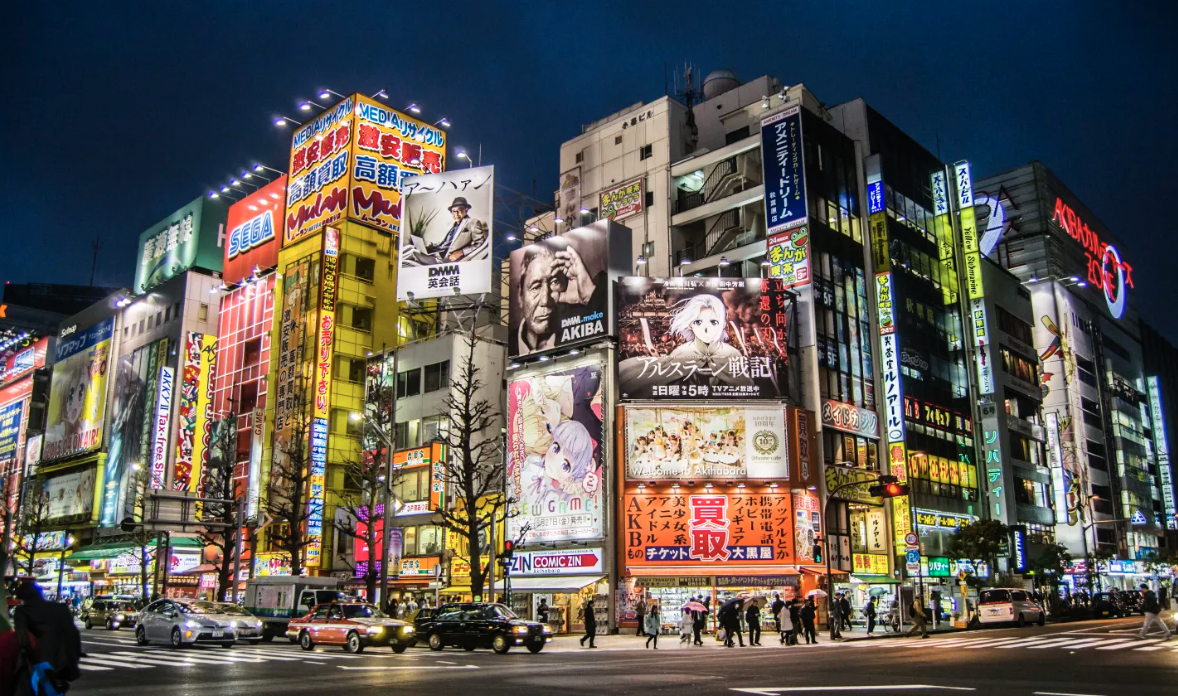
510, 230, 608, 358
403, 196, 489, 265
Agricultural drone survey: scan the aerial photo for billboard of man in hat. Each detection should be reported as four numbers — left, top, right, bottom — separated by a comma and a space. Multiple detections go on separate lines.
404, 196, 489, 265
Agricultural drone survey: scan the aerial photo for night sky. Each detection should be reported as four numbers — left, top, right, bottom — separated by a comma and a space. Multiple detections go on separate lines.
4, 2, 1176, 340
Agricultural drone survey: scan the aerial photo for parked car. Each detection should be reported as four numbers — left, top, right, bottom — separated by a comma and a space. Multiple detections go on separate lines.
287, 602, 416, 653
978, 588, 1045, 627
136, 598, 261, 648
421, 603, 551, 654
1091, 592, 1124, 618
83, 599, 139, 630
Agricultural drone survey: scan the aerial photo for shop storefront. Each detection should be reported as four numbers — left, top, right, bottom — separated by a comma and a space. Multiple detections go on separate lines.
491, 548, 606, 634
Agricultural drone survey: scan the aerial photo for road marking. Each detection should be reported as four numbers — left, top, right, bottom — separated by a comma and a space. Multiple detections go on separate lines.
338, 664, 479, 671
1095, 639, 1158, 650
732, 687, 976, 694
963, 638, 1036, 649
1032, 692, 1108, 696
437, 660, 457, 664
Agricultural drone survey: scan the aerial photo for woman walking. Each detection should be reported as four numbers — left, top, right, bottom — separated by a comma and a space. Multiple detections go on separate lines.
645, 605, 661, 649
777, 599, 794, 644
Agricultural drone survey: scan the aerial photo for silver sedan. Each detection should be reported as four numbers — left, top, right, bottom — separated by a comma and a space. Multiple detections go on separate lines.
136, 598, 259, 648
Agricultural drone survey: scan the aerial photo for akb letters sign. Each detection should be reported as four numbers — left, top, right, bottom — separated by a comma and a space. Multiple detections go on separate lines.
1051, 197, 1133, 319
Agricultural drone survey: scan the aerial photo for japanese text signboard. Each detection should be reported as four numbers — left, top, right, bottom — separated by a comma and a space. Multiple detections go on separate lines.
285, 94, 447, 246
820, 399, 880, 439
1050, 196, 1133, 320
623, 488, 796, 568
1147, 377, 1176, 529
766, 226, 811, 289
761, 107, 808, 235
134, 196, 227, 294
306, 228, 339, 568
173, 332, 217, 493
397, 166, 494, 300
599, 178, 644, 222
615, 277, 792, 400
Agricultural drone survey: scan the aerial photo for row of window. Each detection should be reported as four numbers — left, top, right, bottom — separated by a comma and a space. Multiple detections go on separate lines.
396, 361, 451, 398
813, 252, 875, 410
122, 301, 192, 339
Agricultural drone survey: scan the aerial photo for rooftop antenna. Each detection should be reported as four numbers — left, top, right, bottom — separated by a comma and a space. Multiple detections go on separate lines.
89, 235, 103, 286
677, 62, 700, 152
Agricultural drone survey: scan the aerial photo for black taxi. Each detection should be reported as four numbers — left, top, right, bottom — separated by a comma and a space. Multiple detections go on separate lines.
418, 603, 551, 654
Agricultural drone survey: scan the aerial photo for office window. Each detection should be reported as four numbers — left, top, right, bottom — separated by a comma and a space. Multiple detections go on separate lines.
417, 526, 443, 554
349, 306, 373, 332
164, 305, 171, 322
575, 151, 584, 164
174, 302, 182, 318
402, 526, 417, 555
614, 135, 623, 145
146, 315, 154, 330
421, 415, 446, 444
639, 144, 653, 160
424, 361, 450, 392
156, 311, 163, 327
243, 338, 261, 366
645, 191, 654, 208
123, 326, 129, 338
393, 468, 425, 504
397, 368, 421, 398
352, 255, 376, 283
724, 126, 750, 145
198, 303, 209, 322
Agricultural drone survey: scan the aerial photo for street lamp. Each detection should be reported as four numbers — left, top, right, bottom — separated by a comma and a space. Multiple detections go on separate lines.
455, 150, 473, 168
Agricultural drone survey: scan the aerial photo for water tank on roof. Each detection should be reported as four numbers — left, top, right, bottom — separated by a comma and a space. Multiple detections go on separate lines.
702, 69, 739, 99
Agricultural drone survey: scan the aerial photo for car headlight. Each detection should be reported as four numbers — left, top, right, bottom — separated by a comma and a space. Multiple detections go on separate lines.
115, 614, 125, 621
184, 620, 200, 629
513, 625, 528, 634
229, 621, 238, 629
402, 625, 414, 633
254, 620, 263, 629
366, 626, 384, 635
542, 625, 552, 634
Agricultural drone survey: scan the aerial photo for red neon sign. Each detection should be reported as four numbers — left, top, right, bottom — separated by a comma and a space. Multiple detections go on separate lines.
1052, 197, 1132, 318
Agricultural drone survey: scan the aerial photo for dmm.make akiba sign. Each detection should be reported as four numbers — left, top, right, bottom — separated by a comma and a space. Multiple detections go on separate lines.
507, 548, 603, 575
1051, 197, 1134, 319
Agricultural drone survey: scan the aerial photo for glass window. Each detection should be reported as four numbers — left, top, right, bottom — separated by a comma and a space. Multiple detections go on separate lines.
351, 307, 374, 332
198, 303, 209, 321
353, 255, 376, 283
402, 526, 417, 555
639, 144, 653, 160
418, 526, 443, 555
397, 368, 421, 398
423, 361, 450, 393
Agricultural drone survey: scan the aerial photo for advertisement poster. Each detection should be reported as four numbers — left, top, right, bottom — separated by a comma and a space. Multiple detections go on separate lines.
766, 226, 811, 289
397, 166, 494, 300
557, 168, 581, 230
223, 175, 285, 284
506, 356, 605, 544
1, 337, 48, 386
44, 318, 114, 461
820, 399, 880, 439
792, 490, 820, 563
623, 488, 795, 567
272, 257, 310, 486
761, 106, 808, 235
391, 443, 447, 515
43, 466, 97, 522
254, 551, 292, 578
616, 277, 792, 400
150, 366, 174, 490
508, 223, 616, 358
174, 333, 217, 492
133, 196, 227, 294
285, 97, 354, 245
623, 406, 788, 480
599, 178, 644, 221
102, 340, 165, 526
0, 402, 23, 464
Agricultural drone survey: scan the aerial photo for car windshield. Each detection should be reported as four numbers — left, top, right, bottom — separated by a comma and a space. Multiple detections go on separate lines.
214, 604, 251, 616
112, 603, 134, 612
979, 590, 1011, 604
342, 604, 386, 619
490, 604, 517, 619
178, 601, 222, 615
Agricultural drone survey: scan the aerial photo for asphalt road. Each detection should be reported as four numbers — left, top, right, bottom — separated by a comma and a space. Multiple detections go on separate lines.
69, 616, 1178, 696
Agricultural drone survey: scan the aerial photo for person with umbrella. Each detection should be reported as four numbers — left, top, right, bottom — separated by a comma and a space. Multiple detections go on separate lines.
718, 596, 745, 647
864, 595, 878, 635
777, 598, 794, 644
788, 598, 802, 645
682, 599, 707, 646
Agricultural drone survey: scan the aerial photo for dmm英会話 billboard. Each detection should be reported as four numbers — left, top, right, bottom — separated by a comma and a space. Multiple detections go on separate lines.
506, 354, 606, 544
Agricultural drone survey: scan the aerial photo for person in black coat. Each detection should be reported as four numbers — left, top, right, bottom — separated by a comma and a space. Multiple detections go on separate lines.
771, 593, 786, 634
788, 599, 803, 645
745, 603, 762, 646
691, 597, 707, 646
864, 596, 878, 635
13, 581, 82, 684
580, 598, 598, 648
839, 593, 853, 631
718, 601, 744, 648
800, 598, 818, 644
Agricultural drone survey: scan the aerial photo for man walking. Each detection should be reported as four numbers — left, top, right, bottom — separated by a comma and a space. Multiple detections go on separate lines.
636, 595, 648, 637
829, 596, 842, 639
1137, 583, 1172, 640
771, 593, 785, 635
580, 598, 598, 648
865, 596, 877, 635
800, 598, 818, 644
906, 598, 929, 638
745, 602, 762, 646
840, 593, 853, 632
692, 600, 706, 646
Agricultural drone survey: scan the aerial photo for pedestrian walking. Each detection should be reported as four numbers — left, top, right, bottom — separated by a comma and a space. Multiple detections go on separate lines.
906, 598, 929, 638
829, 596, 842, 639
719, 600, 744, 647
1137, 583, 1172, 640
645, 605, 661, 649
537, 598, 550, 625
840, 593, 853, 631
580, 598, 598, 648
800, 598, 818, 644
386, 597, 399, 618
679, 607, 694, 646
931, 591, 943, 629
11, 580, 81, 691
636, 595, 648, 637
777, 600, 794, 645
865, 596, 877, 635
406, 596, 419, 616
692, 602, 706, 646
746, 602, 762, 646
788, 599, 802, 645
771, 593, 785, 635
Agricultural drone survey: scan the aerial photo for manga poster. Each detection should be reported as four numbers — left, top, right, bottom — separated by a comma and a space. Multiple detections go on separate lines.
623, 406, 788, 481
506, 355, 605, 543
616, 277, 792, 399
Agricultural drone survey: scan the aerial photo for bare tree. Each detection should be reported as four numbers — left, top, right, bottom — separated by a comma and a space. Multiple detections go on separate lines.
432, 335, 517, 600
265, 384, 321, 578
332, 448, 396, 603
12, 481, 52, 578
197, 415, 241, 601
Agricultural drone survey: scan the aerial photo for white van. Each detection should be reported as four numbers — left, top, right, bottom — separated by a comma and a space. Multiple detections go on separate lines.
978, 588, 1045, 627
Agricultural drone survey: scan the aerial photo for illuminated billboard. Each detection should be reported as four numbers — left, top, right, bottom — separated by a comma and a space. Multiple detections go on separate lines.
44, 318, 114, 461
1050, 195, 1133, 320
133, 196, 228, 294
173, 332, 217, 493
761, 106, 807, 235
284, 94, 447, 245
622, 405, 789, 481
224, 175, 285, 284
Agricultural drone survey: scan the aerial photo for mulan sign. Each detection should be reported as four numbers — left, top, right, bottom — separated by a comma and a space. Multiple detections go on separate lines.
1051, 196, 1133, 320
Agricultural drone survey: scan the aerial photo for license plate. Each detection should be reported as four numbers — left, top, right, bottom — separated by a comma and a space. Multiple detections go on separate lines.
212, 630, 224, 638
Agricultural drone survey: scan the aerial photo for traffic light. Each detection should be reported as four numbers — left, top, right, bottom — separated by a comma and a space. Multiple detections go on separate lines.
868, 475, 909, 498
813, 542, 822, 564
502, 540, 515, 560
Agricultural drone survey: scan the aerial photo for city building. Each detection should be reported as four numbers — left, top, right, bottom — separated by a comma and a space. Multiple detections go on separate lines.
976, 161, 1169, 589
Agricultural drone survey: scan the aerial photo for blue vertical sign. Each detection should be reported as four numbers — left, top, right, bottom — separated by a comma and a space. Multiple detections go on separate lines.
0, 402, 23, 464
761, 106, 808, 235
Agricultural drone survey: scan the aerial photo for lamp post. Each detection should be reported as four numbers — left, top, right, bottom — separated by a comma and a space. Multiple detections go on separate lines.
56, 535, 76, 602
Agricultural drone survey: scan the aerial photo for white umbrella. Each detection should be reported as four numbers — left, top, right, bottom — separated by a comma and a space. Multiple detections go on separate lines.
806, 589, 828, 598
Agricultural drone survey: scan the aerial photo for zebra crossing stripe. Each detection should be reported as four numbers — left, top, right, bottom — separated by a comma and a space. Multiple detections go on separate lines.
962, 638, 1035, 649
108, 650, 260, 666
80, 656, 152, 669
1096, 639, 1156, 650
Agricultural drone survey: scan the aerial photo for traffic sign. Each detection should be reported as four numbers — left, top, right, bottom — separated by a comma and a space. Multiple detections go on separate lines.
904, 532, 918, 549
905, 550, 920, 564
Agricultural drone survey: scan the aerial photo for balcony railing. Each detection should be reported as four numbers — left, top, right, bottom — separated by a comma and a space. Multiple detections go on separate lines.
673, 157, 741, 214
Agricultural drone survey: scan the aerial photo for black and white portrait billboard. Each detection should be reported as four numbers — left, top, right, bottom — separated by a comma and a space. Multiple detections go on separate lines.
397, 165, 494, 300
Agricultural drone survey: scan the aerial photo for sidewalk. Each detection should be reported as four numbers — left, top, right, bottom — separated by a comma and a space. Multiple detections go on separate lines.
543, 627, 956, 652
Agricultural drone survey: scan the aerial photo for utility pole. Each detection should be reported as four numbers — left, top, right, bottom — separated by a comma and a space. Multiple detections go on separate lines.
89, 236, 103, 286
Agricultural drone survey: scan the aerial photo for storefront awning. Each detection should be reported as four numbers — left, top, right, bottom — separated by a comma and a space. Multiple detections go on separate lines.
798, 566, 848, 576
850, 574, 900, 585
69, 542, 133, 562
500, 575, 603, 593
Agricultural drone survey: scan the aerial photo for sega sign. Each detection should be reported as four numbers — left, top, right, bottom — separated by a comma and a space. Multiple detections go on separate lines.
223, 175, 285, 284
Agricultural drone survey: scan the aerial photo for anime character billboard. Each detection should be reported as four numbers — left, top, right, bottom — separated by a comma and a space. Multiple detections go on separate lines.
506, 355, 605, 544
616, 277, 792, 400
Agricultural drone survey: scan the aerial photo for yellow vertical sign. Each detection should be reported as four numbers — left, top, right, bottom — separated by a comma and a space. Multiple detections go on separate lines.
189, 334, 218, 494
932, 170, 959, 306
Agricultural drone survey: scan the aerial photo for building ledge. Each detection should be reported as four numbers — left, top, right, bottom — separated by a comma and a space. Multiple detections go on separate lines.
671, 184, 764, 228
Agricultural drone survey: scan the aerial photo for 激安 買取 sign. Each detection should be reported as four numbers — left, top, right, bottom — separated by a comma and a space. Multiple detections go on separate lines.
507, 548, 602, 576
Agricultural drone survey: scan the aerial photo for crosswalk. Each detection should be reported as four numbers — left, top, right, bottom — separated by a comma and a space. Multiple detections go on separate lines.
842, 630, 1178, 654
78, 635, 402, 672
